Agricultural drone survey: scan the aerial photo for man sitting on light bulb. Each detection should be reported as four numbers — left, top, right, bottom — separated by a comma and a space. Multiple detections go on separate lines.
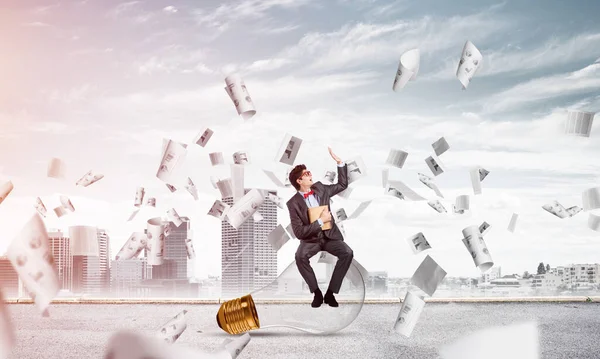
286, 147, 354, 308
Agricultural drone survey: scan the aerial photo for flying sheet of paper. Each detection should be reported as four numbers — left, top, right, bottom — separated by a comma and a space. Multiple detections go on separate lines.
127, 209, 140, 222
432, 137, 450, 157
194, 128, 213, 147
53, 206, 67, 218
428, 200, 447, 213
469, 168, 482, 195
382, 168, 389, 188
387, 180, 426, 201
317, 251, 337, 264
425, 154, 445, 177
224, 73, 256, 120
47, 157, 66, 179
348, 200, 373, 220
217, 178, 234, 199
323, 170, 336, 184
252, 211, 263, 222
185, 238, 196, 260
6, 214, 59, 313
147, 217, 166, 266
158, 310, 188, 344
393, 291, 425, 338
34, 197, 47, 217
479, 221, 492, 236
285, 223, 296, 239
582, 187, 600, 211
275, 133, 302, 166
185, 177, 199, 201
233, 151, 250, 165
219, 333, 251, 359
267, 224, 291, 251
209, 152, 225, 166
455, 195, 470, 211
134, 187, 145, 207
334, 208, 348, 222
166, 183, 177, 192
385, 184, 405, 200
479, 167, 490, 181
346, 156, 368, 184
0, 181, 13, 206
410, 255, 447, 297
392, 48, 420, 91
508, 213, 519, 232
439, 322, 539, 359
69, 225, 99, 256
104, 330, 232, 359
210, 176, 218, 189
156, 139, 187, 183
542, 200, 581, 219
59, 195, 75, 212
115, 232, 147, 260
0, 290, 15, 358
230, 165, 245, 203
225, 189, 265, 229
418, 173, 444, 198
564, 110, 595, 137
266, 193, 284, 209
588, 213, 600, 232
386, 149, 409, 168
166, 208, 183, 227
456, 40, 482, 89
208, 200, 230, 221
75, 170, 104, 187
462, 225, 494, 272
145, 197, 156, 207
407, 232, 431, 254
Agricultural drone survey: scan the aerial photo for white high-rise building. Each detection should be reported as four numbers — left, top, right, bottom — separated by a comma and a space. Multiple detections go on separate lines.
48, 229, 72, 291
111, 258, 148, 297
72, 228, 110, 296
221, 189, 278, 296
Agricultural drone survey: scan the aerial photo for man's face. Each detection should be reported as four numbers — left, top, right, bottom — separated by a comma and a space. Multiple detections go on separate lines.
297, 169, 313, 188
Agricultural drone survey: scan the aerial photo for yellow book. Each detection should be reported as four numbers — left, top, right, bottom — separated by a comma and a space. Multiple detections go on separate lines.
308, 205, 332, 230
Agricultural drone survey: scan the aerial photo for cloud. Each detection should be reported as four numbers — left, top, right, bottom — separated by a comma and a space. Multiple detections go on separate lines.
483, 60, 600, 113
239, 10, 508, 75
428, 33, 600, 81
135, 47, 214, 75
21, 22, 53, 27
163, 6, 178, 14
252, 24, 300, 35
192, 0, 314, 30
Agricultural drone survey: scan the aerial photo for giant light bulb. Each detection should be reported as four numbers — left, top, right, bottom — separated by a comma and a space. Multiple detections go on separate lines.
214, 253, 366, 335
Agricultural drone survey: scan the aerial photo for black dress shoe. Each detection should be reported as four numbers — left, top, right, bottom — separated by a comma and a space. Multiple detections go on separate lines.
311, 289, 323, 308
324, 291, 339, 307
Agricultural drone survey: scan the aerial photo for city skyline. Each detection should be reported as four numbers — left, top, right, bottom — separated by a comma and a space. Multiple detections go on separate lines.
1, 0, 600, 281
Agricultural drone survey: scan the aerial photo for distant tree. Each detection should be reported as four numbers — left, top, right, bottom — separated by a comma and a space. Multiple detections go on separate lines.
537, 262, 546, 275
523, 271, 530, 278
546, 264, 551, 272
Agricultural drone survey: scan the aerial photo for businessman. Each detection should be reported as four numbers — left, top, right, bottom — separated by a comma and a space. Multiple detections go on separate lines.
286, 147, 354, 308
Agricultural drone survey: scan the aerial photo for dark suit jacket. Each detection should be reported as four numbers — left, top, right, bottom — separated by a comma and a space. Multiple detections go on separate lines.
286, 164, 348, 243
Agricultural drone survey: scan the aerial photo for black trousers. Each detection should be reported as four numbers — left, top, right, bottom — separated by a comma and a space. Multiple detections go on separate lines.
295, 239, 354, 294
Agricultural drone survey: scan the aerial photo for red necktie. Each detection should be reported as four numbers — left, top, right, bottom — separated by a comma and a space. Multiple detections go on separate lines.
303, 190, 314, 199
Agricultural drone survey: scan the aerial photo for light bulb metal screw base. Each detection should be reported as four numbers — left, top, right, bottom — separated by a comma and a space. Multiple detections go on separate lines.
216, 294, 260, 334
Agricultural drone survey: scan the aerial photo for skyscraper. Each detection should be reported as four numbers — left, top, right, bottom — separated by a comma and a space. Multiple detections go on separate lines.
164, 217, 190, 280
48, 229, 72, 291
221, 189, 278, 296
110, 258, 148, 298
0, 256, 19, 298
72, 227, 110, 296
146, 217, 191, 281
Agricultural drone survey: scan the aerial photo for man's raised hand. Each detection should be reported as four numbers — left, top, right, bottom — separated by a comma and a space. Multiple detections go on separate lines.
328, 147, 342, 164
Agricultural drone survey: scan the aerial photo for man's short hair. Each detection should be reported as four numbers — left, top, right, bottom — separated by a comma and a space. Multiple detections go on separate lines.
289, 164, 307, 190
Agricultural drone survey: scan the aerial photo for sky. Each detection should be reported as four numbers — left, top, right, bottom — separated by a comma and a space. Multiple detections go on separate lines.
1, 0, 600, 280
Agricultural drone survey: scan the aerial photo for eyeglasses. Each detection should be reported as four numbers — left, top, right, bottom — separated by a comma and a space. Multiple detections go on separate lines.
301, 170, 312, 178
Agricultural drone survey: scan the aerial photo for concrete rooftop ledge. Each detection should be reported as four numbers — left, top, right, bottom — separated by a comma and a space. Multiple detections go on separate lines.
4, 296, 600, 304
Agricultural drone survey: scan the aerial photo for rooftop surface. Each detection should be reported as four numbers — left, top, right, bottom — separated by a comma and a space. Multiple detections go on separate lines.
6, 302, 600, 358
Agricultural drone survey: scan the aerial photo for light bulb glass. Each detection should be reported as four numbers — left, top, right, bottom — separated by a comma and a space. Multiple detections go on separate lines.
213, 254, 366, 335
